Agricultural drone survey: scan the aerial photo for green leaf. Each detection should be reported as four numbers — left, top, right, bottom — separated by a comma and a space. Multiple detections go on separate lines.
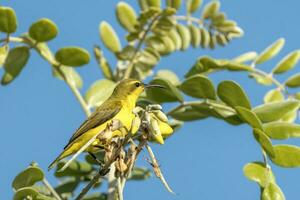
270, 145, 300, 168
253, 128, 275, 158
232, 51, 258, 63
138, 0, 149, 11
116, 2, 137, 32
200, 28, 210, 48
99, 21, 121, 53
152, 16, 176, 35
128, 167, 151, 180
253, 100, 300, 123
187, 0, 202, 14
179, 75, 216, 100
13, 187, 50, 200
155, 70, 180, 85
189, 24, 201, 48
285, 73, 300, 88
55, 160, 93, 177
264, 122, 300, 140
138, 47, 160, 66
116, 45, 136, 60
0, 45, 8, 66
82, 193, 107, 200
93, 46, 114, 80
146, 78, 183, 103
146, 0, 161, 8
167, 28, 182, 50
235, 106, 263, 130
280, 110, 297, 123
166, 0, 182, 10
1, 46, 30, 85
261, 182, 285, 200
255, 38, 285, 64
249, 73, 273, 86
0, 7, 17, 33
264, 89, 284, 103
85, 79, 116, 108
273, 50, 300, 74
55, 47, 90, 67
12, 166, 44, 190
52, 66, 83, 89
29, 18, 58, 42
55, 178, 80, 196
169, 105, 209, 121
202, 1, 220, 19
176, 24, 191, 50
217, 80, 251, 109
243, 162, 274, 188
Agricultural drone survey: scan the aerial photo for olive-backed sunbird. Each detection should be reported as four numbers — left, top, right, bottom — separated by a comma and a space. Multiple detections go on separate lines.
48, 79, 163, 170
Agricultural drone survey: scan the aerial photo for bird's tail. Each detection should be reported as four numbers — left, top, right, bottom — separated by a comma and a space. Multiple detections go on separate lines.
48, 150, 68, 171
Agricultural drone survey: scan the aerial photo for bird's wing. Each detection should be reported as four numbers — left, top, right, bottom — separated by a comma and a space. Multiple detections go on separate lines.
64, 100, 122, 149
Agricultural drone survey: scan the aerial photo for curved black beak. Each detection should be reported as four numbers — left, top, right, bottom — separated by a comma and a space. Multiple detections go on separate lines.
144, 84, 166, 89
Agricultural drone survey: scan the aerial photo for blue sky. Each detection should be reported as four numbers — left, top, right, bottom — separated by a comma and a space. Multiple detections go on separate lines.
1, 0, 300, 199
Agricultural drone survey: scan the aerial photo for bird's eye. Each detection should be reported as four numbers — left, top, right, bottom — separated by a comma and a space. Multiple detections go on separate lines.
135, 82, 141, 87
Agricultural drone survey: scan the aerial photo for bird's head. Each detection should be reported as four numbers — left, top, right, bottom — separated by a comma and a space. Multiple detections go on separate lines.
112, 79, 163, 100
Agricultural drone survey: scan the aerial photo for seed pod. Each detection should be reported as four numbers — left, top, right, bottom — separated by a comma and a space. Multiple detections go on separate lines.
150, 118, 164, 144
131, 115, 141, 134
152, 110, 168, 123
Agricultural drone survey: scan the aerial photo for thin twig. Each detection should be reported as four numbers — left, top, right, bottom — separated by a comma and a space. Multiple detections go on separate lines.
42, 178, 62, 200
123, 14, 161, 79
145, 143, 176, 194
75, 136, 131, 200
117, 177, 124, 200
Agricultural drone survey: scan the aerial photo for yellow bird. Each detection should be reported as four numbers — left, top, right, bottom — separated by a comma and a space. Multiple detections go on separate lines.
48, 79, 163, 170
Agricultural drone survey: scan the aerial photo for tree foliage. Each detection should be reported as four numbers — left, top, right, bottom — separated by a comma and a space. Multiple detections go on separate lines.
1, 1, 300, 200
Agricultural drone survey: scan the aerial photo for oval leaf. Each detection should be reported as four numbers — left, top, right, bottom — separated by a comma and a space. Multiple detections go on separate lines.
255, 38, 285, 64
273, 50, 300, 74
1, 46, 30, 85
270, 145, 300, 168
217, 80, 251, 109
85, 79, 116, 108
155, 70, 180, 85
169, 105, 209, 121
55, 160, 93, 177
235, 106, 263, 130
285, 73, 300, 88
55, 47, 90, 67
264, 89, 284, 103
187, 0, 202, 14
52, 66, 83, 89
243, 162, 274, 188
264, 122, 300, 140
166, 0, 182, 10
0, 7, 17, 33
146, 78, 183, 103
189, 24, 201, 48
232, 51, 258, 63
99, 21, 121, 53
176, 24, 191, 50
116, 2, 137, 32
29, 18, 58, 42
179, 75, 216, 100
253, 100, 300, 123
253, 128, 275, 158
262, 183, 285, 200
12, 166, 44, 190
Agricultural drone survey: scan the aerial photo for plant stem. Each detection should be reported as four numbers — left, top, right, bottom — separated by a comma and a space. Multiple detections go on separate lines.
123, 14, 161, 79
174, 15, 204, 25
42, 178, 62, 200
251, 68, 287, 93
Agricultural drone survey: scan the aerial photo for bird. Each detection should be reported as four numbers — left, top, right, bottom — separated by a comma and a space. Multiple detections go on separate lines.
48, 79, 163, 171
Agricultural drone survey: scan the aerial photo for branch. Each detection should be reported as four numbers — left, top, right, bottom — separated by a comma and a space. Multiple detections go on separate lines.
145, 143, 175, 194
42, 178, 62, 200
74, 135, 131, 200
123, 14, 161, 79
